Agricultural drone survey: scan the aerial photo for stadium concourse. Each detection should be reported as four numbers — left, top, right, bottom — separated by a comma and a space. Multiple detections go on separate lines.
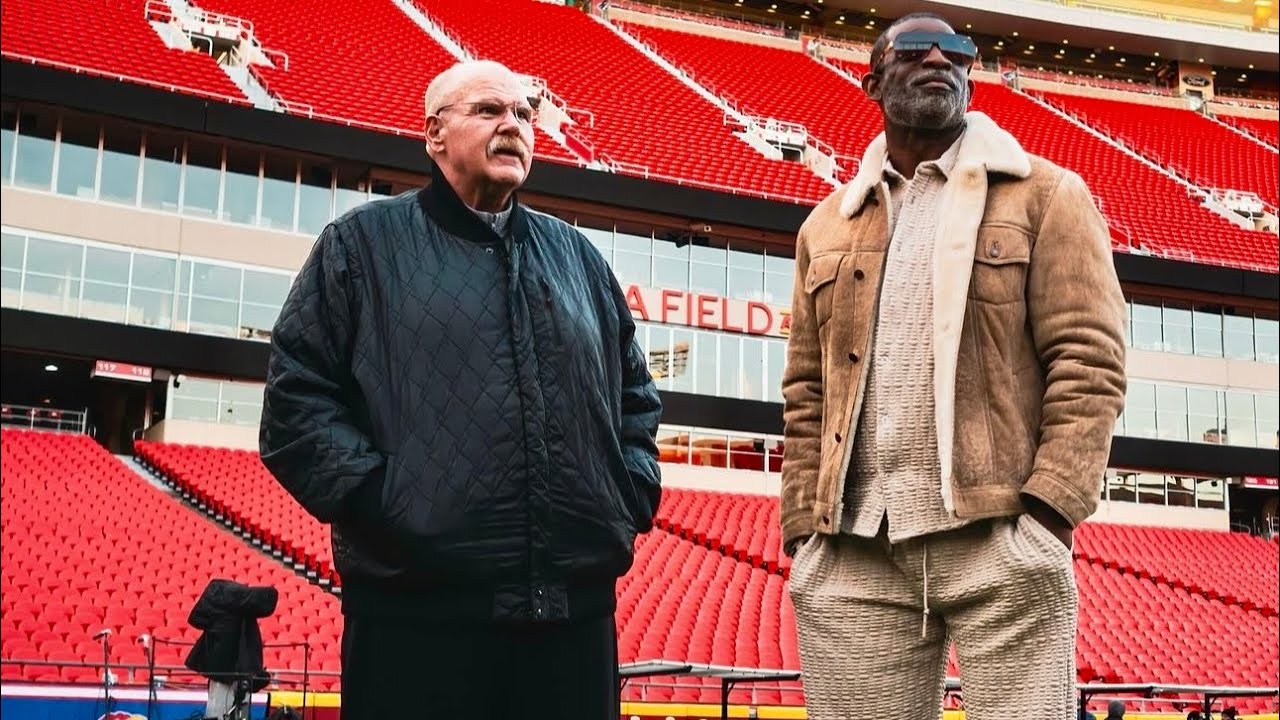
1, 0, 1278, 718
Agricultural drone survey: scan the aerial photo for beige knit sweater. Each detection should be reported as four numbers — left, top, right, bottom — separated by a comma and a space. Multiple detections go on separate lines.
842, 137, 973, 542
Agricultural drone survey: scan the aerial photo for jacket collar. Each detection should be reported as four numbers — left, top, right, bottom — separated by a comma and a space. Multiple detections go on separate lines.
838, 112, 1031, 219
417, 163, 530, 244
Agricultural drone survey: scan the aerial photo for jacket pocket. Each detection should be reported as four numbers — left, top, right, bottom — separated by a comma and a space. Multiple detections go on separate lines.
804, 253, 844, 328
540, 278, 563, 345
970, 227, 1031, 305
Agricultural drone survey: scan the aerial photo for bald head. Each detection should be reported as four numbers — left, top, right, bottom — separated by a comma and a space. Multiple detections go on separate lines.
423, 60, 536, 212
424, 60, 526, 119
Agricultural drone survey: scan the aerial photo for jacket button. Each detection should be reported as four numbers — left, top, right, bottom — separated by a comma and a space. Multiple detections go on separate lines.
989, 243, 1001, 258
853, 268, 865, 280
848, 352, 859, 363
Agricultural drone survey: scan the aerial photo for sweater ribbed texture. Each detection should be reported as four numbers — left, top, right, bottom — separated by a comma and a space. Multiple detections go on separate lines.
842, 136, 972, 542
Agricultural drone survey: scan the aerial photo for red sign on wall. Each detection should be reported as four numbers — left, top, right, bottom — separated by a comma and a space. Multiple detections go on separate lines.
1243, 476, 1279, 490
91, 360, 154, 383
624, 285, 791, 338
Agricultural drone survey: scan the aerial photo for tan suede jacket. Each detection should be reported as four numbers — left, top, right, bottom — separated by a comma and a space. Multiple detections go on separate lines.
780, 112, 1127, 553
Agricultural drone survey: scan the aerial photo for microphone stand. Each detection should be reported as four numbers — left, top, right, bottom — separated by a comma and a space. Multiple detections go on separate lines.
98, 631, 113, 718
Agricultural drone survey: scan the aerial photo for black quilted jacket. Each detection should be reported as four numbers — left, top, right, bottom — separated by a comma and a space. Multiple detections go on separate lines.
259, 169, 662, 623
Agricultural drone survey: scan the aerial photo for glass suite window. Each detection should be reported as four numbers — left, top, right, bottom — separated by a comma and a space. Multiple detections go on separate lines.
1256, 315, 1279, 364
613, 230, 652, 287
182, 140, 221, 218
1187, 387, 1222, 444
14, 109, 57, 191
56, 115, 99, 200
728, 247, 764, 301
100, 125, 142, 206
22, 236, 82, 315
334, 165, 369, 218
80, 245, 130, 323
1196, 478, 1225, 509
188, 262, 241, 337
240, 268, 290, 340
1162, 304, 1194, 355
652, 236, 688, 290
690, 243, 727, 296
740, 337, 763, 401
1155, 384, 1188, 441
297, 161, 333, 237
128, 253, 176, 329
1224, 391, 1256, 448
578, 224, 613, 258
763, 254, 794, 305
766, 340, 785, 403
1129, 300, 1163, 351
1255, 394, 1278, 449
141, 133, 182, 212
1123, 382, 1157, 438
1, 106, 15, 185
222, 147, 260, 226
1222, 311, 1255, 361
259, 155, 297, 232
1192, 306, 1223, 358
1, 232, 25, 307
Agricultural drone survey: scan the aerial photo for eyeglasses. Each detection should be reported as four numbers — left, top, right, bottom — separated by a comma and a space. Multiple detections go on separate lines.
883, 31, 977, 70
434, 99, 539, 125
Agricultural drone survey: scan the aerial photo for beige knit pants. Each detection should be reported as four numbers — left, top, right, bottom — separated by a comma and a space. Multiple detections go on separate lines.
788, 515, 1077, 720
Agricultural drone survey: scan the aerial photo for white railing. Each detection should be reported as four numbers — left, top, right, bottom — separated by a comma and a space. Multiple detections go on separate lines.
0, 404, 88, 434
608, 0, 787, 36
524, 75, 596, 129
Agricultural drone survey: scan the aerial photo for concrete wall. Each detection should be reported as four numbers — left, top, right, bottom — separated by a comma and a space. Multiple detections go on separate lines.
144, 418, 259, 450
1, 186, 314, 271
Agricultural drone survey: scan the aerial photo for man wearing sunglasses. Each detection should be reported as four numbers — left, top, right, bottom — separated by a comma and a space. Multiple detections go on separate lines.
781, 13, 1127, 719
261, 60, 662, 719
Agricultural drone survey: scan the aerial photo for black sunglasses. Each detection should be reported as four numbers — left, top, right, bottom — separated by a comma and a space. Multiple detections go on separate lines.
887, 31, 978, 68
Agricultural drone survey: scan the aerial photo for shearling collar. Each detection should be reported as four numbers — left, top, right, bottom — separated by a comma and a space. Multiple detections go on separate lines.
839, 112, 1031, 219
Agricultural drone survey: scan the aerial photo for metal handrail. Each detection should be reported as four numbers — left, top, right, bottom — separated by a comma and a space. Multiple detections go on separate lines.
1, 404, 89, 434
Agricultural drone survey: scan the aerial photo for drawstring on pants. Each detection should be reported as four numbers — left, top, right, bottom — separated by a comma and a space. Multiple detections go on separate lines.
921, 541, 930, 639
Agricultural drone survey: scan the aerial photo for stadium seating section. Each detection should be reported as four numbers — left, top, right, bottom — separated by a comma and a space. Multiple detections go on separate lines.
413, 0, 834, 202
618, 22, 879, 167
7, 434, 1276, 712
1221, 114, 1280, 148
1034, 90, 1278, 207
2, 0, 1277, 270
0, 0, 247, 103
968, 83, 1278, 270
0, 430, 344, 689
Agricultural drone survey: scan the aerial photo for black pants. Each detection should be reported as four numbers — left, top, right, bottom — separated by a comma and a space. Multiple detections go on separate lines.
339, 611, 619, 720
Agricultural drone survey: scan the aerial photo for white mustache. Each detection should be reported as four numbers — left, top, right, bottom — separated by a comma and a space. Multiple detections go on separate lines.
489, 141, 528, 159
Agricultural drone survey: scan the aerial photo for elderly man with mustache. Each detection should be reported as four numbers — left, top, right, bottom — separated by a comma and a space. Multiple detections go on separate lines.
780, 13, 1126, 719
260, 60, 661, 720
